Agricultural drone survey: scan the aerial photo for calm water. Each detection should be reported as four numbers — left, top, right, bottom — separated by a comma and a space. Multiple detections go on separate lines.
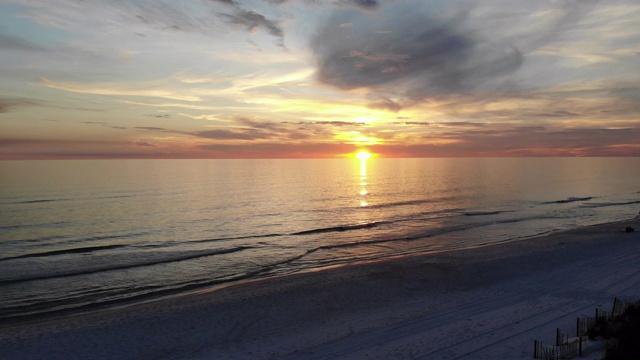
1, 158, 639, 321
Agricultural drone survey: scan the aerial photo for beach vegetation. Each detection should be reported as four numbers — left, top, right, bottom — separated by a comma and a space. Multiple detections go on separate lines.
588, 301, 640, 360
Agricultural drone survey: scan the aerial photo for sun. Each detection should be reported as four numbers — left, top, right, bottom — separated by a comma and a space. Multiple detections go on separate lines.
355, 150, 372, 160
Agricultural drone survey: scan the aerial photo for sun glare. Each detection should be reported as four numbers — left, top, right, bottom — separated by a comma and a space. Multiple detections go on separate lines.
356, 150, 371, 160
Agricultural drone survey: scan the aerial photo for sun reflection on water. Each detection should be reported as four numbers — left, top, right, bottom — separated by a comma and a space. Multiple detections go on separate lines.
356, 151, 371, 207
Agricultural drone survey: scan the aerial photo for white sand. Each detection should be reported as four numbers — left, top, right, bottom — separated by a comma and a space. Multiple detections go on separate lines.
1, 217, 639, 360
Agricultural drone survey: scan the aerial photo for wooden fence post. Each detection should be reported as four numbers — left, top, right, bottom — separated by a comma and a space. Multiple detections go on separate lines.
579, 335, 583, 357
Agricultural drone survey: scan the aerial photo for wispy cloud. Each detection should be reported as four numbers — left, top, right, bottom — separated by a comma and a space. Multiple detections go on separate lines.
335, 0, 380, 11
0, 33, 45, 52
191, 129, 270, 141
0, 98, 42, 113
218, 7, 286, 49
40, 78, 201, 102
367, 97, 401, 112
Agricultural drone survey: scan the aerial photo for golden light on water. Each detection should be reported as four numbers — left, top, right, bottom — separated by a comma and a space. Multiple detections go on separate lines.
355, 150, 371, 207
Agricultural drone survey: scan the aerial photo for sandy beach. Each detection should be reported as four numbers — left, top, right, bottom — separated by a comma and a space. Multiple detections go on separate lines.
1, 216, 639, 360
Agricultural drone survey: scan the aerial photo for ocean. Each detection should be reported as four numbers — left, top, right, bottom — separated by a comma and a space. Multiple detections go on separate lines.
1, 158, 639, 322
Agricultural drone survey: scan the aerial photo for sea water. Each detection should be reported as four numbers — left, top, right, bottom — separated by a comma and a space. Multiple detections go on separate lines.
1, 158, 639, 321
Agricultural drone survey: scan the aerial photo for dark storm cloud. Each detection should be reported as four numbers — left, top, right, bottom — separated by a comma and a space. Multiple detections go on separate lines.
311, 1, 597, 110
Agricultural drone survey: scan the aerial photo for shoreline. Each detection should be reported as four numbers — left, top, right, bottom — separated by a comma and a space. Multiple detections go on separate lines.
0, 216, 631, 327
1, 216, 639, 359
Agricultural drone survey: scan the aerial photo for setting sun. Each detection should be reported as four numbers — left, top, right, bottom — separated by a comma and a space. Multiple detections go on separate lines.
355, 151, 372, 160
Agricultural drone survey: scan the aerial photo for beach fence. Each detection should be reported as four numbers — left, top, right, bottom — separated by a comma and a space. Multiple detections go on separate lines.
575, 297, 630, 337
533, 337, 582, 360
533, 297, 633, 359
533, 335, 582, 359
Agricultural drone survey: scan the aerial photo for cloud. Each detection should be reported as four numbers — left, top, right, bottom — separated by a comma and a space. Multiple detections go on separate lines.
286, 120, 365, 127
81, 121, 130, 130
0, 98, 42, 113
392, 121, 430, 126
104, 117, 316, 143
19, 0, 287, 51
374, 125, 640, 157
209, 0, 238, 5
191, 129, 270, 141
0, 138, 43, 147
145, 113, 171, 119
197, 142, 357, 158
188, 116, 325, 142
436, 122, 486, 128
218, 6, 286, 48
134, 126, 174, 132
0, 33, 45, 52
234, 116, 280, 130
534, 110, 580, 118
40, 78, 201, 102
335, 0, 380, 10
367, 97, 402, 112
133, 140, 157, 147
311, 1, 597, 109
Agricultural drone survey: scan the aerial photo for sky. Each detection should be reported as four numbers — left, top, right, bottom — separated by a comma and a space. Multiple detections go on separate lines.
0, 0, 639, 159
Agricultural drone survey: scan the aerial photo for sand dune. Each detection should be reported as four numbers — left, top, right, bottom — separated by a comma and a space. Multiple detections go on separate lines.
1, 217, 639, 360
